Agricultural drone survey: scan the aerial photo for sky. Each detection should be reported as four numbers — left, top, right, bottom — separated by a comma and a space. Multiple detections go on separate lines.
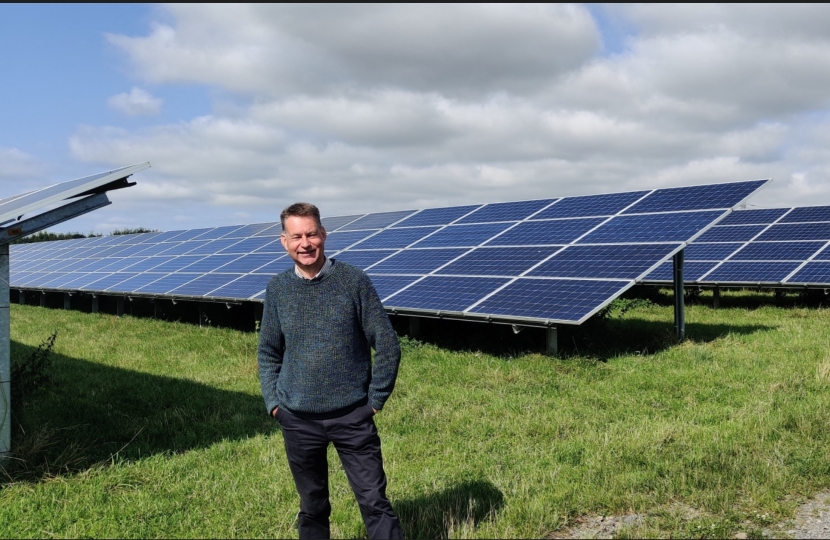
3, 3, 830, 234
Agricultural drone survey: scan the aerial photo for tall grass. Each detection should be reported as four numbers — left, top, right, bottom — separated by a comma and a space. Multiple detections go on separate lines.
2, 291, 830, 538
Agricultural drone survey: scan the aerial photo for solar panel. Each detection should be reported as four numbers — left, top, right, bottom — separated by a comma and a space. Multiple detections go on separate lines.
0, 162, 148, 225
641, 205, 830, 286
10, 179, 768, 324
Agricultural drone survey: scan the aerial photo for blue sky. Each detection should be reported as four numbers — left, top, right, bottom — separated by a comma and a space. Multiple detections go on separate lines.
3, 4, 830, 234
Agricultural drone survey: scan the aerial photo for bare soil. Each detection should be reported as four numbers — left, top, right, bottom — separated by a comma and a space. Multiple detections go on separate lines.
550, 490, 830, 539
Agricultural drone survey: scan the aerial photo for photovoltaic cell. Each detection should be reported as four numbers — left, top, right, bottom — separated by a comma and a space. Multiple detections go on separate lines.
219, 236, 275, 254
456, 199, 555, 224
351, 227, 439, 249
38, 273, 69, 288
392, 205, 480, 227
718, 208, 788, 225
137, 273, 198, 294
534, 191, 647, 219
756, 223, 830, 241
436, 247, 560, 277
227, 222, 279, 238
528, 244, 678, 280
149, 256, 206, 273
412, 223, 513, 248
192, 225, 243, 241
338, 210, 416, 231
703, 262, 801, 282
57, 273, 106, 290
106, 273, 166, 293
216, 253, 277, 273
97, 257, 148, 272
578, 211, 723, 244
685, 243, 743, 260
82, 273, 138, 291
811, 244, 830, 261
787, 262, 830, 284
167, 228, 212, 242
469, 278, 625, 323
132, 242, 182, 257
728, 241, 825, 261
778, 206, 830, 223
252, 256, 295, 274
623, 180, 766, 214
384, 276, 510, 312
332, 250, 396, 269
252, 224, 283, 237
122, 256, 174, 272
368, 248, 469, 275
485, 218, 605, 246
366, 275, 422, 300
157, 241, 208, 256
186, 238, 243, 255
180, 254, 241, 273
209, 273, 273, 299
326, 230, 377, 251
322, 215, 363, 231
251, 240, 284, 253
694, 225, 765, 243
169, 273, 240, 296
643, 261, 710, 282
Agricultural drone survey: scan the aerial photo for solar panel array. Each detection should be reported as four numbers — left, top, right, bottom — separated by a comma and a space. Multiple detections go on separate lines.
642, 205, 830, 286
10, 180, 767, 325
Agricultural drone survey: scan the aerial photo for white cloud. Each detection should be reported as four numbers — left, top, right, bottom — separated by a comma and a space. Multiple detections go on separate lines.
0, 147, 40, 180
58, 4, 830, 231
107, 87, 163, 117
107, 4, 600, 97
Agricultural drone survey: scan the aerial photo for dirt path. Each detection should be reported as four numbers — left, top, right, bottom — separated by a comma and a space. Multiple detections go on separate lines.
770, 490, 830, 539
551, 490, 830, 538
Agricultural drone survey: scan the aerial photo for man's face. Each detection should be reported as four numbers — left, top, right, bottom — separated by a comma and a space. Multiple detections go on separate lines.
281, 215, 327, 271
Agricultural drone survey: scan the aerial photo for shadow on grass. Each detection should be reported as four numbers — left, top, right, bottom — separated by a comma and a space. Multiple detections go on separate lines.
394, 315, 773, 361
561, 317, 773, 360
4, 341, 274, 484
396, 479, 505, 539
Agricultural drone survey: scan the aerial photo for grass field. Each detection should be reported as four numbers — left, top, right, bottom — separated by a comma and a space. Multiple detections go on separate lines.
2, 290, 830, 538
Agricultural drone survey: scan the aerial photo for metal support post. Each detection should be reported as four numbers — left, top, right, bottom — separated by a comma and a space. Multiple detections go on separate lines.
19, 290, 25, 305
409, 316, 421, 338
713, 286, 720, 309
0, 244, 10, 458
63, 293, 71, 310
39, 292, 46, 307
91, 295, 99, 313
673, 249, 685, 340
546, 326, 558, 356
153, 300, 158, 319
116, 297, 125, 317
254, 303, 263, 332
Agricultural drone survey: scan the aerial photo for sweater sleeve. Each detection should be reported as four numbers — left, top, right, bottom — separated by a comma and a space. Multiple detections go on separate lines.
257, 278, 285, 415
358, 273, 401, 410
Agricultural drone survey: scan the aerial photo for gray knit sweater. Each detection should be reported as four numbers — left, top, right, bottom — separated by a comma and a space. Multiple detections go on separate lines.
257, 259, 401, 416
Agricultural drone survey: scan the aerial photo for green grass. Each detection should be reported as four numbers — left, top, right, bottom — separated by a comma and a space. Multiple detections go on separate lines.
2, 291, 830, 538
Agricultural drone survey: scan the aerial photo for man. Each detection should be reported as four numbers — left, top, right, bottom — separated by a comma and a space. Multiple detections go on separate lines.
258, 202, 404, 539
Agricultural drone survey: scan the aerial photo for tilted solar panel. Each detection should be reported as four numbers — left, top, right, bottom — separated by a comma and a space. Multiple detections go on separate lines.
642, 205, 830, 286
10, 179, 768, 325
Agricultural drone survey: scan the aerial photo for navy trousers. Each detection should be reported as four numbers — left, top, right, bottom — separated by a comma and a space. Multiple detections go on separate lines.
276, 403, 403, 539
